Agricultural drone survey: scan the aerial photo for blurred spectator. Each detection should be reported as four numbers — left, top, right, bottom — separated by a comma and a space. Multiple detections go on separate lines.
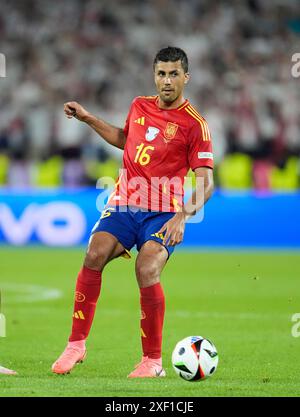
7, 150, 31, 188
61, 147, 86, 188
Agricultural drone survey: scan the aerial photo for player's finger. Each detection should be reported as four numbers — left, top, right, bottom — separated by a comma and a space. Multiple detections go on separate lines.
66, 108, 76, 116
163, 229, 171, 246
64, 102, 72, 110
65, 109, 77, 119
64, 101, 77, 108
157, 223, 168, 235
64, 108, 75, 116
169, 232, 178, 246
176, 232, 183, 245
171, 231, 183, 246
64, 103, 77, 112
65, 106, 75, 113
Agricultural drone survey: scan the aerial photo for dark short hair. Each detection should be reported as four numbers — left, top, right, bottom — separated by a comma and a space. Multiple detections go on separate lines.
153, 46, 189, 73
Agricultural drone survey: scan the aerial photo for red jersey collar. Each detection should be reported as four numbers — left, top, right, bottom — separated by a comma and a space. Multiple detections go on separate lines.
155, 96, 189, 111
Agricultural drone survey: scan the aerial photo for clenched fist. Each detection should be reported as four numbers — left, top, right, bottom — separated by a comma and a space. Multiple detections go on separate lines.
64, 101, 90, 122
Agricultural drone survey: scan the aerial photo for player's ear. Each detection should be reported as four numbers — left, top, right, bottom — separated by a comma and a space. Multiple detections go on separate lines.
184, 72, 190, 84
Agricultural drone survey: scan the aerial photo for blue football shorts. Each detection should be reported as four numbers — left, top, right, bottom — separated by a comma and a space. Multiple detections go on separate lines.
91, 206, 176, 259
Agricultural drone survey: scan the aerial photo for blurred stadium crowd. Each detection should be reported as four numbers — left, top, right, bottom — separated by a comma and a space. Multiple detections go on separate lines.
0, 0, 299, 190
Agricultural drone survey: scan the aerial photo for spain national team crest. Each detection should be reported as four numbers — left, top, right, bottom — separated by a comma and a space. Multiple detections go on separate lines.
145, 126, 160, 142
164, 122, 178, 143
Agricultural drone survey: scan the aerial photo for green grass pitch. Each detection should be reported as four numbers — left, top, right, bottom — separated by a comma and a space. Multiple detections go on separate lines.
0, 247, 300, 397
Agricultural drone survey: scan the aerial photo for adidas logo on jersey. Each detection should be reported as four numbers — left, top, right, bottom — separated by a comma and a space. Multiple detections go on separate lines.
134, 117, 145, 126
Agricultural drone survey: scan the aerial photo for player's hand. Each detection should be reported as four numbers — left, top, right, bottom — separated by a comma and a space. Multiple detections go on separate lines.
64, 101, 90, 122
157, 212, 187, 247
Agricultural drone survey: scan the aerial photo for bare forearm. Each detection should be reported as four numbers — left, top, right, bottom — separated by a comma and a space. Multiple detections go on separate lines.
183, 170, 214, 219
64, 101, 127, 150
84, 113, 126, 150
183, 185, 213, 219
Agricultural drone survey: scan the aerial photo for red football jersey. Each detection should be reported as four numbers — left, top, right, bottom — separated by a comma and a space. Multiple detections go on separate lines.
107, 96, 213, 212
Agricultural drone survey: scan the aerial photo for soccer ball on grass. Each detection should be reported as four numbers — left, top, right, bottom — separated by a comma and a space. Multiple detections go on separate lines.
172, 336, 218, 381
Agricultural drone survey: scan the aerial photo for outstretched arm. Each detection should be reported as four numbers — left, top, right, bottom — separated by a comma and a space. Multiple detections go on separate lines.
64, 101, 126, 150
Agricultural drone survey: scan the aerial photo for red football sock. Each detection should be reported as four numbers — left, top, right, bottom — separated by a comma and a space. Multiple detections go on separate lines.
69, 266, 102, 342
140, 283, 165, 359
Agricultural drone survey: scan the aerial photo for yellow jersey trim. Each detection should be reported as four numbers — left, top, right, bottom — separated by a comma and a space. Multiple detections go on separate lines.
138, 95, 157, 100
177, 100, 189, 111
185, 106, 210, 141
187, 105, 211, 142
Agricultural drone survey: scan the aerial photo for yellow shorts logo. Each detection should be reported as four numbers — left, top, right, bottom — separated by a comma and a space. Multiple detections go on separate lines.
151, 232, 164, 240
100, 209, 113, 219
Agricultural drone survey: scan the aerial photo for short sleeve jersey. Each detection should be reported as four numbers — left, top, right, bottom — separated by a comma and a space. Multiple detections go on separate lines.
107, 96, 213, 212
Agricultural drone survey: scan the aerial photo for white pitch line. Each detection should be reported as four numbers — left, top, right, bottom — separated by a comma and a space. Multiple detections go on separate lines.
0, 286, 289, 320
0, 283, 62, 304
171, 310, 290, 320
97, 309, 289, 321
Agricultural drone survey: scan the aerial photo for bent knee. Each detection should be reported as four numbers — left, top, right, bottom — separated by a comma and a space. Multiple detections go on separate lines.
135, 241, 168, 287
136, 263, 160, 282
84, 248, 109, 271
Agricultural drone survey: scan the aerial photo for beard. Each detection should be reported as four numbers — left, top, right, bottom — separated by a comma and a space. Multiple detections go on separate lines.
160, 91, 178, 103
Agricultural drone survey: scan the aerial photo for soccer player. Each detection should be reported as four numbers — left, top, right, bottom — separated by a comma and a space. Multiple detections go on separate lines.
52, 46, 214, 378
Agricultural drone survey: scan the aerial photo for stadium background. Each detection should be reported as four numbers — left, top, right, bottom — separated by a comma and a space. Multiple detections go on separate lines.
1, 0, 300, 248
0, 0, 300, 397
